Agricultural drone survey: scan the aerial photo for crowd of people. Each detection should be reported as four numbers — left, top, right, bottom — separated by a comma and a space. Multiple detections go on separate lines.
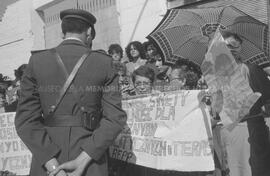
107, 40, 207, 98
0, 64, 27, 113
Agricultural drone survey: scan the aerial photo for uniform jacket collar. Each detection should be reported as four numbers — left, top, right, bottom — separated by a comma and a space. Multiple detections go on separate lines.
59, 38, 88, 48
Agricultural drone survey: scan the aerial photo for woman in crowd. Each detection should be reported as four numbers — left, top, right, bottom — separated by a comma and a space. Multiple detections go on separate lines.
108, 43, 124, 63
120, 65, 162, 176
143, 41, 158, 61
125, 41, 147, 76
116, 62, 136, 97
0, 73, 13, 113
132, 65, 156, 95
108, 44, 136, 97
5, 64, 27, 112
0, 89, 6, 113
166, 60, 200, 91
143, 41, 169, 76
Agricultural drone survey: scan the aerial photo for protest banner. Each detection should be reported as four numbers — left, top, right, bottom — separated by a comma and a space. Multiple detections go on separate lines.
201, 30, 261, 129
1, 91, 214, 173
0, 112, 32, 175
110, 90, 215, 171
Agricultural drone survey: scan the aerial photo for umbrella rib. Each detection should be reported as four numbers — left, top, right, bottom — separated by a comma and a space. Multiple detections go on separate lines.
175, 35, 207, 53
226, 5, 267, 26
223, 21, 265, 28
160, 25, 201, 33
173, 37, 204, 66
217, 6, 227, 24
184, 10, 207, 26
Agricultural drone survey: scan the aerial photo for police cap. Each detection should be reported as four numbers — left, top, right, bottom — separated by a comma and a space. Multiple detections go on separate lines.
60, 9, 96, 39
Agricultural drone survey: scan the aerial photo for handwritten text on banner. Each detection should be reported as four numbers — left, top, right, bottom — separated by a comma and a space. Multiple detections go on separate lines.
110, 90, 214, 171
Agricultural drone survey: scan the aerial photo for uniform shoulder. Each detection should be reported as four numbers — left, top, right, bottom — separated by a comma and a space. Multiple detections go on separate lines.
30, 49, 52, 63
30, 49, 48, 55
92, 49, 111, 58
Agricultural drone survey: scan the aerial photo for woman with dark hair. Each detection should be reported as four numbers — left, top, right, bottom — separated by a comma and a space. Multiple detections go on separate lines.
166, 60, 201, 91
125, 41, 147, 76
143, 40, 169, 79
0, 88, 6, 113
5, 64, 27, 112
108, 44, 123, 62
14, 64, 28, 82
0, 74, 13, 113
143, 41, 157, 61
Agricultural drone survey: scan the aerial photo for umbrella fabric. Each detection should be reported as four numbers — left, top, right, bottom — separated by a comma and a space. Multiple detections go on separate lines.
147, 5, 269, 67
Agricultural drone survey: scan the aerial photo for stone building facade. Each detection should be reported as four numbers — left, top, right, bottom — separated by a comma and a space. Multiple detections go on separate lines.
0, 0, 268, 77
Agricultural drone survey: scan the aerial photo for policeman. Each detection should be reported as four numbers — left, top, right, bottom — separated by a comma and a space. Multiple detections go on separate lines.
15, 9, 127, 176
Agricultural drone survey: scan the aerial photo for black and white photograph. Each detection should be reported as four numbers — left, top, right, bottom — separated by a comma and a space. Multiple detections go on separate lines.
0, 0, 270, 176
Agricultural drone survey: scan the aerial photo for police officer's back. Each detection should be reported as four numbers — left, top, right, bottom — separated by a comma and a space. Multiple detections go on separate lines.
15, 9, 127, 176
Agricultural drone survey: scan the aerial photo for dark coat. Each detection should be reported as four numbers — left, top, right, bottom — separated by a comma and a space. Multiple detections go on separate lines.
246, 64, 270, 176
15, 39, 127, 176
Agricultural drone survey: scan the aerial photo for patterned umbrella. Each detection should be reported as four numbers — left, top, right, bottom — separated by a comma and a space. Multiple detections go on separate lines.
147, 5, 269, 67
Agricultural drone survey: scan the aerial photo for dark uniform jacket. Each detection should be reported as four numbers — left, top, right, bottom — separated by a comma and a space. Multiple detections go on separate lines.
246, 64, 270, 176
15, 39, 127, 176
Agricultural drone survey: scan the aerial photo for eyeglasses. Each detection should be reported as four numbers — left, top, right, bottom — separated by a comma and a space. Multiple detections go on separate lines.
134, 81, 151, 87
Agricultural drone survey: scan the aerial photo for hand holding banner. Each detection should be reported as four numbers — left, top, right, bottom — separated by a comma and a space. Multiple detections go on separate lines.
110, 90, 215, 171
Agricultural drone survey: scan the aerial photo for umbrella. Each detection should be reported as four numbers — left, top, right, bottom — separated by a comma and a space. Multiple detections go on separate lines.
147, 5, 269, 67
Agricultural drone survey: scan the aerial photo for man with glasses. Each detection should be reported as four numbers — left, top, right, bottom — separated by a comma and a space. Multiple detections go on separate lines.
132, 65, 155, 95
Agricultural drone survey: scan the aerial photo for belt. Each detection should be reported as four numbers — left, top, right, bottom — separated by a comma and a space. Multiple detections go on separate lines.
43, 114, 99, 130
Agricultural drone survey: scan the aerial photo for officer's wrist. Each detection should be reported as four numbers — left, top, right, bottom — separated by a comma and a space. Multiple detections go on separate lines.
77, 151, 92, 167
45, 158, 59, 172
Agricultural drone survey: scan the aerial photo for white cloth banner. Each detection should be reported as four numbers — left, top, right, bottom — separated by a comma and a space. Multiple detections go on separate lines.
0, 91, 215, 174
109, 90, 215, 171
0, 112, 32, 175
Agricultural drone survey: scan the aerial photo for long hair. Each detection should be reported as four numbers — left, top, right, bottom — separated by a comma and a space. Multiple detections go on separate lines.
15, 64, 27, 81
125, 41, 146, 62
108, 44, 123, 58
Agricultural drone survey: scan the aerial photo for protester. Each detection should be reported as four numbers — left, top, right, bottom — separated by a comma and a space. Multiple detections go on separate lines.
221, 31, 270, 176
143, 40, 168, 78
125, 41, 147, 76
14, 64, 28, 83
5, 64, 27, 112
120, 65, 160, 176
0, 89, 6, 113
166, 60, 188, 91
132, 65, 156, 95
165, 60, 200, 91
143, 41, 158, 60
15, 8, 127, 176
108, 43, 123, 63
0, 74, 13, 113
114, 61, 135, 97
